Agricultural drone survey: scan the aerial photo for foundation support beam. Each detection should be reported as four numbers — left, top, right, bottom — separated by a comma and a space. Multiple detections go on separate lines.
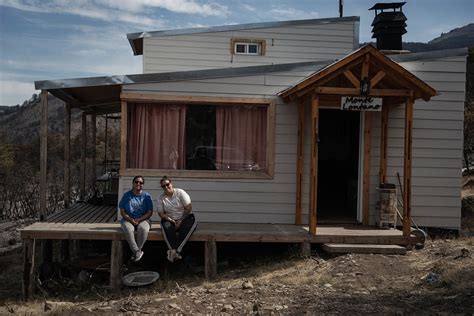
205, 240, 217, 279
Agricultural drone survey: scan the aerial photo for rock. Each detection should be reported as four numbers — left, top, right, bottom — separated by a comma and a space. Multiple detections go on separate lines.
422, 272, 441, 284
335, 272, 344, 277
168, 303, 181, 310
193, 299, 202, 304
222, 304, 234, 311
242, 280, 254, 289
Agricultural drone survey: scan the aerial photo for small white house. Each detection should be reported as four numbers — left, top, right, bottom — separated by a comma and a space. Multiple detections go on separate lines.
36, 14, 467, 232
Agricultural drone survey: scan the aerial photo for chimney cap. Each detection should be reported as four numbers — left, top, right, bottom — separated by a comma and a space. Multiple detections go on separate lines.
369, 2, 406, 11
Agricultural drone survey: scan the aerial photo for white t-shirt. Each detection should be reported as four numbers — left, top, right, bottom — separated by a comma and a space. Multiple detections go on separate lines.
157, 188, 192, 220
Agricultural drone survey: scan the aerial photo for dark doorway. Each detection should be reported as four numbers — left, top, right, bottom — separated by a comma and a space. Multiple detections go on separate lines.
317, 109, 360, 223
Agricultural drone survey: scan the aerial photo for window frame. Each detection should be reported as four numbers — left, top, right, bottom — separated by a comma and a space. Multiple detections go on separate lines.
231, 38, 266, 56
120, 93, 275, 179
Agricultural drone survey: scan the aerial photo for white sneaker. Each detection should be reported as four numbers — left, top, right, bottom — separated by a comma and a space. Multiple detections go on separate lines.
134, 250, 144, 262
167, 249, 177, 262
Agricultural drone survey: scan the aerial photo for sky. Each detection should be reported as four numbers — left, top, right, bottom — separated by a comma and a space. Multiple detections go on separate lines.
0, 0, 473, 106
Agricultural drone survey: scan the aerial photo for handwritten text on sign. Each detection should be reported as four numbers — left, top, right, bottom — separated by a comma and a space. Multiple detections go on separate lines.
341, 96, 382, 111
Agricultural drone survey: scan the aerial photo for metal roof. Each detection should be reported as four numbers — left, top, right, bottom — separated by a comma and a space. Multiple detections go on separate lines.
126, 16, 360, 56
34, 47, 467, 114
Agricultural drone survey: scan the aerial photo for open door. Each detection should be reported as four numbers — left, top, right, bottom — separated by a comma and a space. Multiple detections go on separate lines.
317, 109, 360, 223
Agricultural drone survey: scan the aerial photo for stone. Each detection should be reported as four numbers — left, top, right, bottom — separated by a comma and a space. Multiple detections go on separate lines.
242, 280, 254, 289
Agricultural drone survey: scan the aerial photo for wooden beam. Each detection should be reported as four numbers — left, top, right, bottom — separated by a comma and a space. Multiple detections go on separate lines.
361, 54, 370, 79
205, 240, 217, 279
40, 90, 48, 221
91, 114, 96, 190
64, 104, 71, 209
370, 71, 386, 89
344, 70, 360, 89
120, 101, 127, 173
316, 87, 359, 95
110, 239, 123, 291
379, 101, 389, 184
403, 96, 414, 236
309, 93, 319, 235
80, 112, 86, 201
120, 92, 272, 105
370, 89, 412, 97
300, 241, 311, 257
22, 238, 36, 300
362, 112, 373, 225
295, 100, 305, 225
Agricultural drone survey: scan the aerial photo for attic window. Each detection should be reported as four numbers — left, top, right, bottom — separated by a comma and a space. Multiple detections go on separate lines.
232, 39, 265, 55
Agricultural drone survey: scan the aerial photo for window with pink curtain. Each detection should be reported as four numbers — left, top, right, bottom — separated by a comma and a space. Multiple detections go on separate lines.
216, 105, 267, 171
127, 103, 186, 169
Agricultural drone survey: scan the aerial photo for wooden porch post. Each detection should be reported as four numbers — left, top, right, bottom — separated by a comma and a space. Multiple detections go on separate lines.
64, 103, 71, 208
91, 114, 96, 190
379, 100, 389, 184
295, 100, 305, 225
40, 90, 48, 221
120, 101, 128, 172
309, 93, 319, 235
61, 104, 71, 262
80, 112, 86, 201
403, 96, 414, 236
362, 112, 372, 225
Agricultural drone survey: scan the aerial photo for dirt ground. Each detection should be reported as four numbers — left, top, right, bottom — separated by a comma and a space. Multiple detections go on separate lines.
0, 178, 472, 315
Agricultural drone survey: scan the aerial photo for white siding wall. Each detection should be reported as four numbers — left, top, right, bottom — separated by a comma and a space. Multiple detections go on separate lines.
119, 55, 466, 229
120, 66, 316, 223
142, 21, 357, 73
367, 56, 466, 229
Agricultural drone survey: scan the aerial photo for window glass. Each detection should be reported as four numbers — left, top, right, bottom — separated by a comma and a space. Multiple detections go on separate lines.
127, 103, 267, 172
235, 44, 246, 53
248, 44, 258, 54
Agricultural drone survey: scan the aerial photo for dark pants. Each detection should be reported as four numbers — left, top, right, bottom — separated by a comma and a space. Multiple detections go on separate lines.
161, 214, 197, 253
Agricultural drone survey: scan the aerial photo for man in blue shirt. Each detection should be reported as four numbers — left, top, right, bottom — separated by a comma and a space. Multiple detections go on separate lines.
119, 175, 153, 262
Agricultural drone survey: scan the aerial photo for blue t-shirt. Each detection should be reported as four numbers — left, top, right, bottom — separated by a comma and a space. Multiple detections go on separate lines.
119, 190, 153, 221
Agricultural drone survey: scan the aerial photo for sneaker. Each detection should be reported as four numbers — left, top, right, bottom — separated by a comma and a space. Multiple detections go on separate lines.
167, 249, 177, 262
134, 250, 144, 262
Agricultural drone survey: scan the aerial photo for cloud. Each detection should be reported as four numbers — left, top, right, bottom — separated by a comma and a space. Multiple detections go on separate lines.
0, 80, 35, 106
1, 0, 228, 29
269, 6, 320, 20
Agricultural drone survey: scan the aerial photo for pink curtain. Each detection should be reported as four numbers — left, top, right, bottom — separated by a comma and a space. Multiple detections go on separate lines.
128, 103, 186, 169
216, 106, 267, 171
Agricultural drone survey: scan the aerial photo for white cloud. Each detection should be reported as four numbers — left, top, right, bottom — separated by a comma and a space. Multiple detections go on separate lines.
269, 6, 320, 20
0, 80, 35, 106
241, 4, 256, 12
1, 0, 227, 29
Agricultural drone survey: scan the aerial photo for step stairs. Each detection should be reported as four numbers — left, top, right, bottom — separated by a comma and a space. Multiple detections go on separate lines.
322, 243, 407, 255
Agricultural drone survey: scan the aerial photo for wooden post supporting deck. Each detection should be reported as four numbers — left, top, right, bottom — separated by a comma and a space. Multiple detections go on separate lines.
64, 104, 71, 208
120, 101, 127, 172
205, 241, 217, 279
110, 239, 123, 291
91, 114, 96, 190
403, 96, 414, 236
308, 93, 319, 235
362, 112, 373, 225
295, 100, 305, 225
301, 241, 311, 257
22, 238, 36, 300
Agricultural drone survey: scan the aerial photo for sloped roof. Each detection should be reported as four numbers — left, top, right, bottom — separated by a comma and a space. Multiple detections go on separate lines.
126, 16, 359, 56
279, 44, 437, 102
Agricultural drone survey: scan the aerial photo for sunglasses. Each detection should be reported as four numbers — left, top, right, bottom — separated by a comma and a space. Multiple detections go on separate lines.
134, 181, 144, 185
161, 182, 171, 189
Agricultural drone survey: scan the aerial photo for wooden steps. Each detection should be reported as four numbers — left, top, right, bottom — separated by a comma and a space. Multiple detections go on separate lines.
322, 243, 407, 255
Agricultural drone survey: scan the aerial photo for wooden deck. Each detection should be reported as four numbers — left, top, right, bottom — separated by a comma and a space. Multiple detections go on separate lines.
21, 204, 416, 299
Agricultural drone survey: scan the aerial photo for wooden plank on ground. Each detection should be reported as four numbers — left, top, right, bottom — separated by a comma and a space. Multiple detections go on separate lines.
322, 243, 407, 255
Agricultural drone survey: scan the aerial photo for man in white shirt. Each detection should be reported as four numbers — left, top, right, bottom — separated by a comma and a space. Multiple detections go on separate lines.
157, 176, 197, 262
